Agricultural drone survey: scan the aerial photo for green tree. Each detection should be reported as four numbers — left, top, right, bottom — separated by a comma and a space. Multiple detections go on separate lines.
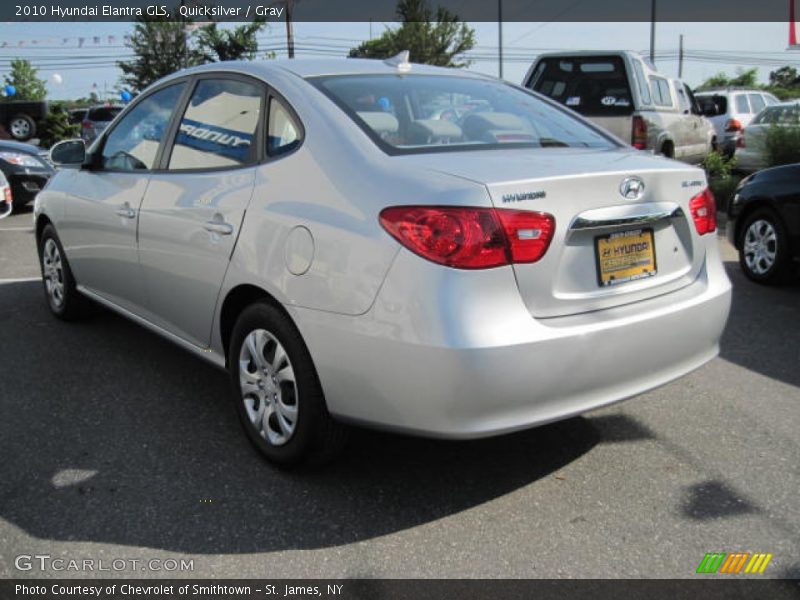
118, 19, 203, 92
2, 59, 47, 102
37, 104, 80, 148
698, 68, 759, 90
349, 0, 476, 67
768, 66, 799, 89
195, 21, 267, 62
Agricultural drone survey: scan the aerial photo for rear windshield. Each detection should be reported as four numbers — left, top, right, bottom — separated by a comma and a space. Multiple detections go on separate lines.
527, 56, 634, 117
753, 104, 800, 125
88, 107, 122, 121
696, 95, 727, 116
310, 74, 615, 154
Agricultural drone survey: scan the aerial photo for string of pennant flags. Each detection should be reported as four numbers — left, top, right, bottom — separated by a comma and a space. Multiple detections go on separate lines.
0, 35, 129, 48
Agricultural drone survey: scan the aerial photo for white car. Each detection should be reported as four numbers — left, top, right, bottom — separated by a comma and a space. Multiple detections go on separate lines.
735, 102, 800, 173
695, 89, 781, 157
37, 57, 731, 466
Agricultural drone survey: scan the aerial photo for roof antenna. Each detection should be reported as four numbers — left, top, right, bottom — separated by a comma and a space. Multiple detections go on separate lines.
384, 50, 412, 72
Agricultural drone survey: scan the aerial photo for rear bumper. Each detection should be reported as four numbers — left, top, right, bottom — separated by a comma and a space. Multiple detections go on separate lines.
294, 243, 732, 439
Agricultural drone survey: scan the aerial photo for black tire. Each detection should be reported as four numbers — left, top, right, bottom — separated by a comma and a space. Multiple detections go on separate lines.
660, 141, 674, 159
228, 302, 348, 467
738, 208, 794, 285
37, 223, 90, 320
8, 113, 36, 141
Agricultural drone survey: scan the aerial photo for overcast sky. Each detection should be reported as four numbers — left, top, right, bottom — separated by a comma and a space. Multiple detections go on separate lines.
0, 21, 797, 100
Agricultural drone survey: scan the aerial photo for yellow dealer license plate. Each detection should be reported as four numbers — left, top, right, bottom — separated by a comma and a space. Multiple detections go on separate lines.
595, 228, 657, 287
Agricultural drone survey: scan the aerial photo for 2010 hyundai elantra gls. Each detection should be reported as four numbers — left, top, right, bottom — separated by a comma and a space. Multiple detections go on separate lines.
36, 56, 731, 466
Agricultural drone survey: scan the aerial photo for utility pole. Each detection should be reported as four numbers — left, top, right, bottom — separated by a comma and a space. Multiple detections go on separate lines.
285, 0, 295, 58
649, 0, 656, 64
498, 0, 503, 79
678, 34, 684, 78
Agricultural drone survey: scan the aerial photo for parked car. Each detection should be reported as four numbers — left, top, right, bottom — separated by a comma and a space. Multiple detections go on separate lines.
695, 89, 780, 157
523, 50, 715, 164
68, 108, 89, 125
734, 101, 800, 173
0, 168, 11, 219
727, 163, 800, 283
0, 139, 55, 210
0, 100, 49, 141
37, 58, 731, 466
80, 104, 124, 143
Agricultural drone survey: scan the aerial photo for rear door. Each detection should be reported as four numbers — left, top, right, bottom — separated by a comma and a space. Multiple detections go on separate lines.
137, 75, 264, 347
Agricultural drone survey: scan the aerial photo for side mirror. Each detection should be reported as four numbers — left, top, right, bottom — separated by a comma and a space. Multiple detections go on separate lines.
50, 139, 86, 166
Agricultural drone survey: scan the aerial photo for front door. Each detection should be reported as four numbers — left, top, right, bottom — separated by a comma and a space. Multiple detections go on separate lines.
59, 82, 187, 313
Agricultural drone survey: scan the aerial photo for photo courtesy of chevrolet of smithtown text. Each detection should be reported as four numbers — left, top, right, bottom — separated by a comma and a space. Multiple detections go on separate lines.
0, 0, 798, 598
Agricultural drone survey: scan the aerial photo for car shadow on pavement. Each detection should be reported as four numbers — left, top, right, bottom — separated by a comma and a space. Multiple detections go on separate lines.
719, 261, 800, 389
0, 280, 605, 554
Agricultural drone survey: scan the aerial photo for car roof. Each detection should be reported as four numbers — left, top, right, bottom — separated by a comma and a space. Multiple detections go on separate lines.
695, 89, 768, 95
162, 57, 492, 82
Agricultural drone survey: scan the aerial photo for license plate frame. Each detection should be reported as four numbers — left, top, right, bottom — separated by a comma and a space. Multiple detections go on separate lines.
595, 228, 657, 287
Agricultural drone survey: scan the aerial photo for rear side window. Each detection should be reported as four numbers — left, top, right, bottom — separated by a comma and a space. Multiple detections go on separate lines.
267, 98, 301, 156
101, 83, 185, 171
650, 77, 672, 107
631, 59, 652, 105
735, 95, 751, 114
748, 93, 766, 114
528, 55, 634, 116
169, 78, 263, 170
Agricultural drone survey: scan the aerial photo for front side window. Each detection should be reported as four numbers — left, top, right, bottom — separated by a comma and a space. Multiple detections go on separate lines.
311, 74, 616, 154
748, 93, 766, 114
101, 83, 185, 171
753, 105, 800, 125
267, 98, 301, 156
169, 78, 263, 170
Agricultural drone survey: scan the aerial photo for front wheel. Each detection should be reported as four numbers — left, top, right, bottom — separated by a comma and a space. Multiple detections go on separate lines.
739, 209, 793, 284
228, 302, 348, 466
37, 224, 90, 319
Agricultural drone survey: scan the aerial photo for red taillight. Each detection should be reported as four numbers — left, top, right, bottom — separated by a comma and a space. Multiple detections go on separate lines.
632, 116, 647, 150
689, 188, 717, 235
379, 206, 555, 269
736, 131, 746, 148
2, 186, 11, 203
724, 118, 742, 133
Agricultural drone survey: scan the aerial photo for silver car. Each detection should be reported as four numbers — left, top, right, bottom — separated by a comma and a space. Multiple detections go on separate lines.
36, 58, 732, 466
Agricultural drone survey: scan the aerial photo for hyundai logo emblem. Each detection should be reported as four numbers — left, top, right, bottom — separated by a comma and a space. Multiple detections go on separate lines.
620, 176, 645, 200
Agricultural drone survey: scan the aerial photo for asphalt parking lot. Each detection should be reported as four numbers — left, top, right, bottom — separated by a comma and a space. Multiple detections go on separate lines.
0, 205, 798, 580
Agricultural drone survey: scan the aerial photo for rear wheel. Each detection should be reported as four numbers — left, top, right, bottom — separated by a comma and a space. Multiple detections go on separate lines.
37, 224, 90, 319
660, 141, 674, 159
228, 302, 348, 466
738, 209, 793, 284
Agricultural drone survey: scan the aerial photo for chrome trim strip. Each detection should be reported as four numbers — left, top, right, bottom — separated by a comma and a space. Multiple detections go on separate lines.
569, 202, 685, 231
77, 285, 227, 370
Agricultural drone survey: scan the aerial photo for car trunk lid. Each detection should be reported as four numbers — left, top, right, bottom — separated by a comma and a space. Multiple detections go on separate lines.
397, 148, 709, 318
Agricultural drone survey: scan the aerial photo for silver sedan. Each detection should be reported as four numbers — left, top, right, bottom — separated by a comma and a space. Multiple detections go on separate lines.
36, 57, 731, 466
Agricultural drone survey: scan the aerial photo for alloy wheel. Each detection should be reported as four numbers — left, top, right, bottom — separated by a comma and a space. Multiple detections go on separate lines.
743, 219, 778, 275
238, 329, 298, 446
42, 238, 65, 308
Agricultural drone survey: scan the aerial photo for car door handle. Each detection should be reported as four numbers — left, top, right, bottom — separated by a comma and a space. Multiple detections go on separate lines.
203, 220, 234, 235
115, 205, 136, 219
